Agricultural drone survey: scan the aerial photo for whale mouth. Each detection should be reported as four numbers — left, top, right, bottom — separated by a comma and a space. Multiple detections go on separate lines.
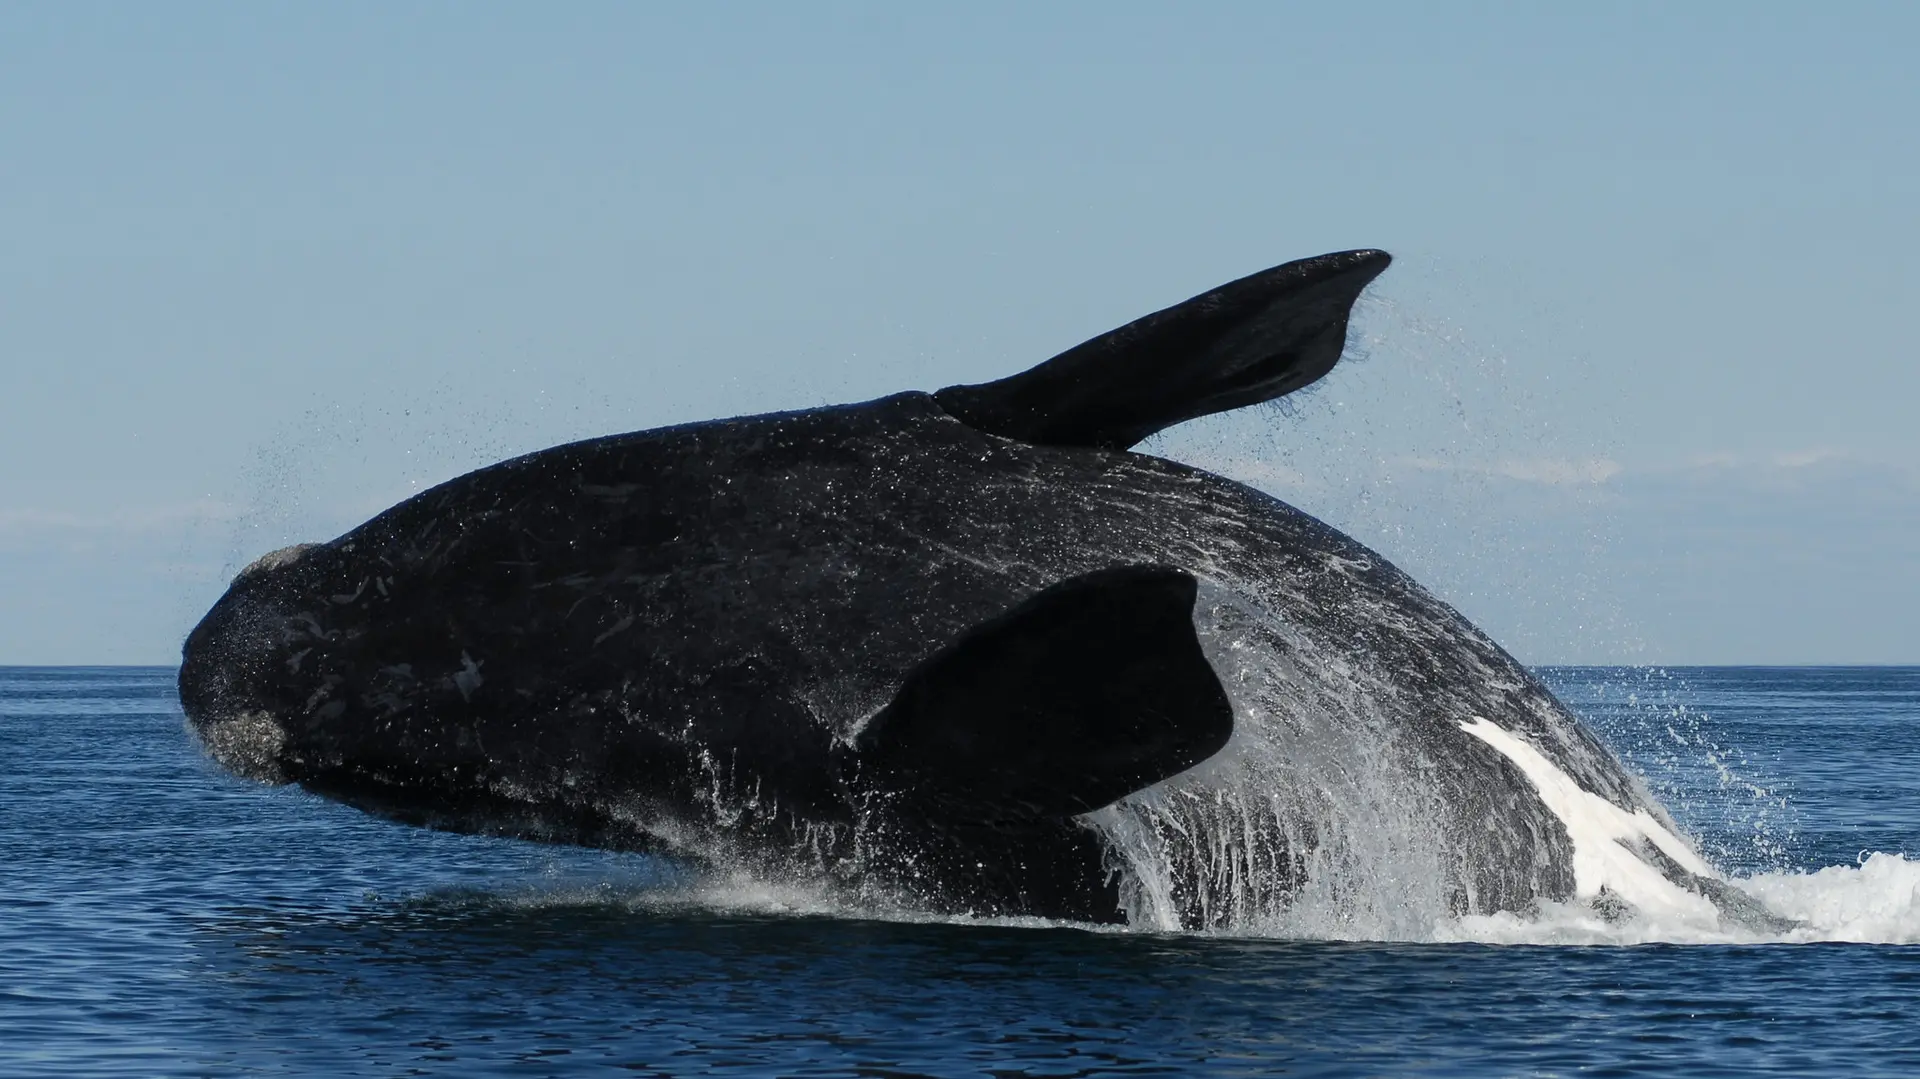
290, 764, 677, 854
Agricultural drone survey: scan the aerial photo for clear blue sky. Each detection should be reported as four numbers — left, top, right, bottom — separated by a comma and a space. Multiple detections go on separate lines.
2, 3, 1915, 664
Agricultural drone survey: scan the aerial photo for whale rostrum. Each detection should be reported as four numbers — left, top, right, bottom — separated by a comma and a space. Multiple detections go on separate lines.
179, 249, 1786, 930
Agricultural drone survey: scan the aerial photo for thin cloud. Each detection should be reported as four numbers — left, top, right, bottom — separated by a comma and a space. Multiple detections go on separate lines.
1493, 458, 1623, 485
1161, 450, 1318, 492
0, 499, 241, 536
1644, 451, 1920, 493
1388, 455, 1623, 486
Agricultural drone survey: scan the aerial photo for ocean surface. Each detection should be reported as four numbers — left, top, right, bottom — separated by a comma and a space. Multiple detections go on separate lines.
3, 665, 1917, 1077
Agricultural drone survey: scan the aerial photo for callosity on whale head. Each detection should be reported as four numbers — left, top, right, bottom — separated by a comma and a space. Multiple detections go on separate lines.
180, 249, 1787, 932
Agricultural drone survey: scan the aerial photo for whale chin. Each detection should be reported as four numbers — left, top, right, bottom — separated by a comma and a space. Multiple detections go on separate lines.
188, 709, 289, 785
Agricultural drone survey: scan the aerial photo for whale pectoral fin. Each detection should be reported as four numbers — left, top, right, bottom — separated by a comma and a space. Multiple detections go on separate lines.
851, 565, 1233, 821
933, 249, 1391, 451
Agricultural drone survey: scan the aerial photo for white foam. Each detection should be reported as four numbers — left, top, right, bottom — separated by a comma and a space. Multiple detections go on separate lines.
445, 849, 1920, 946
716, 854, 1920, 945
1742, 854, 1920, 944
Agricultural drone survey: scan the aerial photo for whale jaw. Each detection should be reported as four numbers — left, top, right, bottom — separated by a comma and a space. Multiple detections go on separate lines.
187, 709, 288, 785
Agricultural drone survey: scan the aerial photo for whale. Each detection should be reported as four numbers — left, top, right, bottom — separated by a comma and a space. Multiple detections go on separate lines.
178, 249, 1783, 930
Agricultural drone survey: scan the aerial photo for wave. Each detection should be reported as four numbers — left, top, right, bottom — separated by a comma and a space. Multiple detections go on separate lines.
413, 847, 1917, 948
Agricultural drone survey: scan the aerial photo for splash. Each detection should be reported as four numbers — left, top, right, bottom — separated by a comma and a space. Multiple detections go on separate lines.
1071, 588, 1920, 947
432, 847, 1920, 946
1084, 585, 1459, 941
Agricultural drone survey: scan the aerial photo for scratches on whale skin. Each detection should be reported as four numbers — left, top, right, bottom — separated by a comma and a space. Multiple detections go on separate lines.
451, 652, 485, 701
361, 664, 421, 718
579, 481, 642, 500
593, 614, 636, 647
328, 578, 370, 606
303, 675, 342, 715
363, 691, 412, 719
1319, 552, 1376, 577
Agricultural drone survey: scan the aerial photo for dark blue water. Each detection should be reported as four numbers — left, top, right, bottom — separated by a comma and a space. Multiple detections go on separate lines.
4, 666, 1917, 1076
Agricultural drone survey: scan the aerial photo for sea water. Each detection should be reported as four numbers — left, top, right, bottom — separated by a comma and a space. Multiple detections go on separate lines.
2, 666, 1916, 1076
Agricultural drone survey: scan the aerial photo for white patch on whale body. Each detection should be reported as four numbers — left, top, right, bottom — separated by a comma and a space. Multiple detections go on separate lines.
189, 710, 288, 784
1457, 716, 1719, 923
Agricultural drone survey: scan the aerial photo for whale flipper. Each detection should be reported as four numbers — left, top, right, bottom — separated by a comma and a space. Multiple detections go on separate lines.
850, 565, 1232, 822
934, 249, 1391, 450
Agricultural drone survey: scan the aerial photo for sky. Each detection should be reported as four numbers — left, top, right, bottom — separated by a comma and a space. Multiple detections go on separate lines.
1, 2, 1915, 665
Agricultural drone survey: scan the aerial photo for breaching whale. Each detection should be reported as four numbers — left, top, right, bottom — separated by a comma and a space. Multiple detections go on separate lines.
179, 249, 1781, 930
